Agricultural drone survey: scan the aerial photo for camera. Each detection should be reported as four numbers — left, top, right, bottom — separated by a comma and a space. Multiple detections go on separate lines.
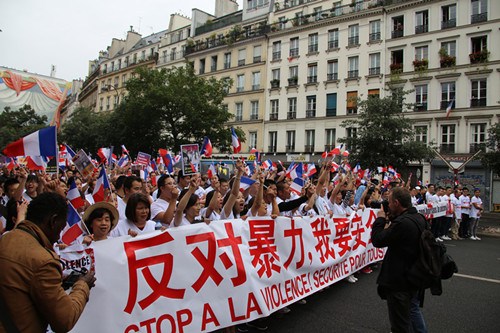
62, 267, 88, 290
382, 200, 389, 213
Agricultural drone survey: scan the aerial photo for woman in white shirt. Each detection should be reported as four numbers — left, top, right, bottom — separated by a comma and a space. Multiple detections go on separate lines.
110, 193, 156, 237
173, 177, 202, 227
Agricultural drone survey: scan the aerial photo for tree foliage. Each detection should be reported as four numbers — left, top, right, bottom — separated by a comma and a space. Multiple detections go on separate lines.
481, 123, 500, 176
339, 89, 434, 170
0, 105, 48, 150
107, 65, 238, 155
59, 106, 112, 154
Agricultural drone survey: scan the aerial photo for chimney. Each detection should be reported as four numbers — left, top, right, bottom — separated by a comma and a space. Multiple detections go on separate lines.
50, 65, 56, 77
215, 0, 238, 18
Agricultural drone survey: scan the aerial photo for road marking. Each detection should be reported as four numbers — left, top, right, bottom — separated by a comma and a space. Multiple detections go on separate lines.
455, 273, 500, 284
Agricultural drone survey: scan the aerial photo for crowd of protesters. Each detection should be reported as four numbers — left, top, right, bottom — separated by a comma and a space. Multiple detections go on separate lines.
0, 158, 484, 332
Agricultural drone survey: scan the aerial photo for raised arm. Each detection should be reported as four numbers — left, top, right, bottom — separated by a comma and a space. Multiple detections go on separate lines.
173, 177, 197, 227
222, 160, 245, 218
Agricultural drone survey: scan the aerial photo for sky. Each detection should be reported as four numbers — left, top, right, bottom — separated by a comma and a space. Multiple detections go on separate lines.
0, 0, 242, 82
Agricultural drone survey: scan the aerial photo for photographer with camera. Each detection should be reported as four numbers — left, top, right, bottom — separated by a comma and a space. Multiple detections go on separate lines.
371, 187, 427, 333
0, 192, 96, 332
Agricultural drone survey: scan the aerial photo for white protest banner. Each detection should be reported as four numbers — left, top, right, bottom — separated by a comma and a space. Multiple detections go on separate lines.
59, 247, 95, 278
72, 210, 384, 333
415, 201, 448, 219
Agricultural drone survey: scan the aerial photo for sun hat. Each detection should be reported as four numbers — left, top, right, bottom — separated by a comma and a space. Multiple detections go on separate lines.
82, 202, 119, 231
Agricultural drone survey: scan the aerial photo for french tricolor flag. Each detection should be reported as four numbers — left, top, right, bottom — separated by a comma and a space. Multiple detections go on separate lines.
200, 136, 213, 157
207, 163, 217, 179
305, 163, 317, 177
231, 127, 241, 154
287, 162, 303, 180
67, 178, 85, 209
117, 154, 130, 167
262, 159, 273, 170
26, 156, 48, 171
61, 203, 84, 245
2, 126, 57, 157
92, 167, 111, 203
239, 176, 256, 191
290, 178, 306, 195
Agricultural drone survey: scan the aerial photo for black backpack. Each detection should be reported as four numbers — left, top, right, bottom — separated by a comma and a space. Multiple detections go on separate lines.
406, 214, 458, 295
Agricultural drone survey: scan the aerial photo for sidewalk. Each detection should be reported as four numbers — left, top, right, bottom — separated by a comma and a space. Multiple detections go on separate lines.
477, 212, 500, 238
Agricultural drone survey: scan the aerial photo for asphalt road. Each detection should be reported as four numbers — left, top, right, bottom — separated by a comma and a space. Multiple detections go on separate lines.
240, 235, 500, 333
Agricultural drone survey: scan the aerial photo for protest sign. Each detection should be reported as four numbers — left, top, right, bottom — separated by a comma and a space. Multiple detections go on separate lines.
72, 150, 95, 178
180, 144, 200, 176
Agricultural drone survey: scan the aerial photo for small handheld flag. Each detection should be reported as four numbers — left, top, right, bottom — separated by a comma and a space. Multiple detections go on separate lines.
200, 137, 213, 157
231, 127, 241, 154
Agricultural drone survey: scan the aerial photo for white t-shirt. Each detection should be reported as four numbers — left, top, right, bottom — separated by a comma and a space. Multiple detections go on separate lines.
150, 198, 170, 222
426, 192, 438, 204
450, 194, 462, 218
470, 196, 482, 218
442, 194, 453, 218
110, 219, 156, 237
117, 196, 127, 220
460, 195, 471, 215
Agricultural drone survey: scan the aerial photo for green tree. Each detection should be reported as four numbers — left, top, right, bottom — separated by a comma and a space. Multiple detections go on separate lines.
481, 123, 500, 176
339, 88, 434, 170
108, 65, 238, 155
0, 105, 48, 150
59, 106, 111, 154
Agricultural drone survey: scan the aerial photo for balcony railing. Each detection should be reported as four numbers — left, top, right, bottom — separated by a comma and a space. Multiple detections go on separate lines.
441, 19, 456, 29
287, 112, 296, 119
270, 80, 280, 88
392, 29, 404, 39
326, 108, 337, 117
390, 63, 403, 74
238, 59, 245, 66
414, 103, 428, 111
440, 144, 455, 154
268, 145, 277, 153
415, 24, 428, 34
272, 51, 281, 60
307, 76, 317, 83
469, 143, 483, 154
471, 98, 486, 107
348, 36, 359, 46
347, 107, 357, 114
235, 115, 243, 121
287, 78, 298, 86
369, 67, 380, 75
440, 100, 455, 110
289, 48, 299, 57
308, 44, 318, 53
252, 84, 260, 90
306, 110, 316, 118
269, 113, 278, 121
236, 87, 244, 93
210, 65, 217, 72
327, 73, 338, 81
348, 70, 359, 78
224, 62, 231, 69
328, 40, 339, 49
304, 145, 315, 153
471, 12, 487, 23
250, 114, 259, 120
369, 32, 381, 42
286, 145, 295, 153
253, 56, 261, 63
469, 50, 489, 64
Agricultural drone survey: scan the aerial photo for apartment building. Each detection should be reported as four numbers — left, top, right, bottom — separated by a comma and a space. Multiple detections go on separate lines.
157, 14, 192, 70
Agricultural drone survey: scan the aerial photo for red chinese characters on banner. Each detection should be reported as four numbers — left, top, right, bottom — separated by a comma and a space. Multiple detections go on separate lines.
333, 217, 352, 257
310, 217, 335, 263
282, 218, 305, 270
217, 222, 247, 287
123, 232, 185, 314
248, 219, 281, 278
350, 214, 367, 251
364, 209, 377, 245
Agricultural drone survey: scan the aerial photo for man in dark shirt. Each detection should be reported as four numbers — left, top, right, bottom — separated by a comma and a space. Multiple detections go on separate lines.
371, 187, 427, 333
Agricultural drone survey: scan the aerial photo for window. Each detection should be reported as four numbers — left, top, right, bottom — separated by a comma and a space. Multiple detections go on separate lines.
288, 98, 297, 119
328, 29, 339, 49
368, 89, 380, 98
199, 59, 205, 74
348, 25, 359, 46
222, 77, 230, 94
253, 45, 262, 63
125, 56, 129, 66
286, 131, 296, 152
414, 126, 428, 144
391, 50, 404, 72
369, 53, 381, 75
272, 41, 281, 60
470, 123, 486, 153
238, 49, 246, 66
347, 91, 358, 114
442, 5, 456, 29
308, 33, 318, 53
290, 37, 299, 57
392, 16, 404, 38
346, 127, 357, 151
440, 125, 456, 154
106, 96, 110, 110
141, 50, 146, 60
325, 129, 336, 151
114, 95, 119, 108
327, 60, 338, 80
415, 46, 428, 61
249, 132, 257, 151
306, 96, 316, 118
471, 0, 487, 23
323, 93, 337, 117
236, 75, 245, 92
133, 53, 137, 64
272, 69, 280, 81
211, 56, 217, 72
441, 41, 456, 58
235, 103, 243, 121
441, 82, 456, 110
113, 77, 119, 88
369, 20, 381, 42
252, 72, 260, 90
471, 79, 487, 107
415, 10, 429, 34
99, 97, 103, 111
270, 100, 279, 120
305, 130, 315, 153
111, 61, 115, 72
268, 132, 277, 153
348, 56, 359, 78
471, 36, 487, 57
250, 101, 259, 120
307, 63, 318, 83
122, 74, 127, 86
288, 66, 298, 85
224, 52, 231, 69
313, 6, 322, 21
415, 85, 428, 111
